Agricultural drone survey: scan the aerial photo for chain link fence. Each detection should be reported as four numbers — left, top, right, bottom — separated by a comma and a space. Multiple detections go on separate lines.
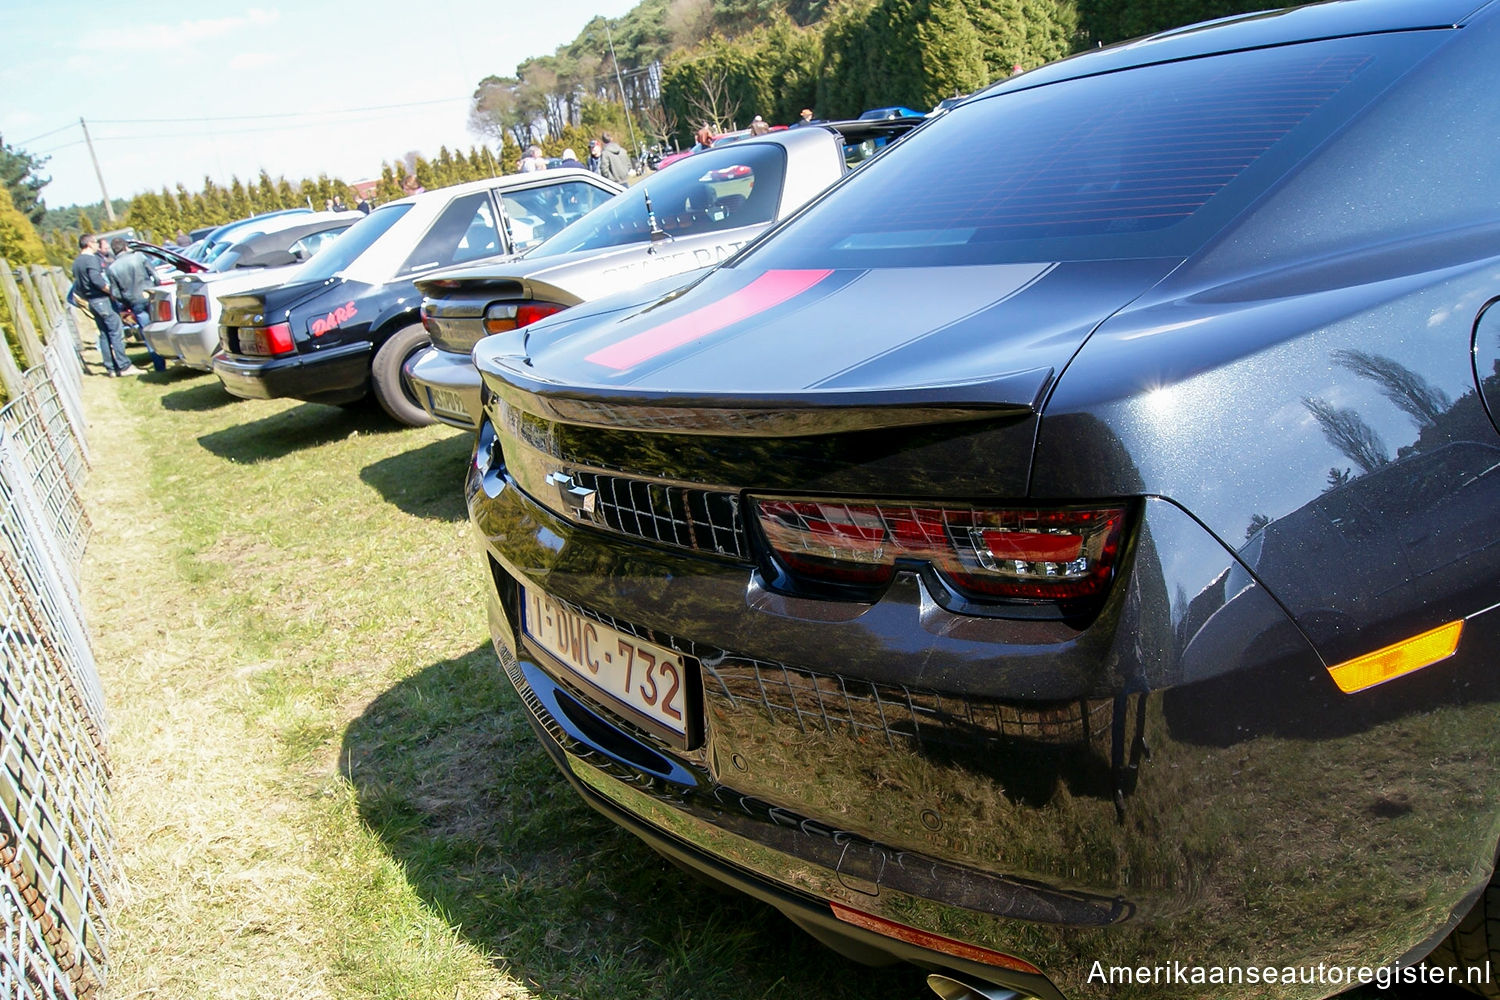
0, 286, 110, 1000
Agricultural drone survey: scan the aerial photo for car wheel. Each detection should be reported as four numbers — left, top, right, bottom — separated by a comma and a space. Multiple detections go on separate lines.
1427, 878, 1500, 998
370, 323, 435, 427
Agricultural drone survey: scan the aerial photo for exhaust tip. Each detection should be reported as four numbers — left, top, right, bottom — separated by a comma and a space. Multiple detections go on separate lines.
926, 972, 1023, 1000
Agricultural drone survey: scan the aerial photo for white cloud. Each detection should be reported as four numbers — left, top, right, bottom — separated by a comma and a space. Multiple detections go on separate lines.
77, 8, 281, 53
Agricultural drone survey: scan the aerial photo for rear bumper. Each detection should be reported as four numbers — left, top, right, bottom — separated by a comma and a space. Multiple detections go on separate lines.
406, 346, 481, 430
167, 323, 216, 371
142, 323, 176, 358
212, 341, 372, 404
466, 451, 1500, 1000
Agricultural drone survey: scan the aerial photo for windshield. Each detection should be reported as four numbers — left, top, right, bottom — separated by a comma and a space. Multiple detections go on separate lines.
292, 204, 412, 283
743, 33, 1427, 269
525, 143, 787, 258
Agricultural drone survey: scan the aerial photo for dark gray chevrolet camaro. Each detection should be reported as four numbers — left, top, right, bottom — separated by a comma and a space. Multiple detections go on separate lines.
466, 2, 1500, 997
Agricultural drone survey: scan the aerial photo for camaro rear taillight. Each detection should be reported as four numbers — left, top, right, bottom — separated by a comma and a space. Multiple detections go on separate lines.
187, 293, 209, 324
238, 322, 294, 357
752, 498, 1127, 604
483, 300, 566, 334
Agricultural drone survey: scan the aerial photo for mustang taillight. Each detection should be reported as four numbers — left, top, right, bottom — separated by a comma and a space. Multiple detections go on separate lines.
483, 300, 566, 334
752, 498, 1127, 603
152, 298, 172, 323
238, 322, 294, 357
186, 293, 209, 324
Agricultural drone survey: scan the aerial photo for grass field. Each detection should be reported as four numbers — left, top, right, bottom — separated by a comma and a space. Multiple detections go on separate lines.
79, 355, 934, 1000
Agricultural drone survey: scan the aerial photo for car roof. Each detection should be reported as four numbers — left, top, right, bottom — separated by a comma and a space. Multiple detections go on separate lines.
978, 0, 1496, 99
385, 170, 611, 209
232, 212, 361, 247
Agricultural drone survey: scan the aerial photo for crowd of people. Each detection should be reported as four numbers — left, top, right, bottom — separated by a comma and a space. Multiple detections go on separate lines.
69, 234, 166, 377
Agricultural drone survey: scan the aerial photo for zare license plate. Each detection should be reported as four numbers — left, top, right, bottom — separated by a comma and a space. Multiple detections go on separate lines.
427, 386, 468, 419
522, 587, 690, 740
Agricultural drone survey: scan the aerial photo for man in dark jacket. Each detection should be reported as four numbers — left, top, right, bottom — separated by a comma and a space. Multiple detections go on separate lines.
599, 133, 630, 184
106, 238, 165, 371
71, 234, 139, 376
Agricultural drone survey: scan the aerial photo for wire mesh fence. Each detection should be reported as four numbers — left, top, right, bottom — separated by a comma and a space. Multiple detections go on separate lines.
0, 305, 109, 1000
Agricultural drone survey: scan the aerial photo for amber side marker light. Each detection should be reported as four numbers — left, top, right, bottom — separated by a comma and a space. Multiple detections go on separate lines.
830, 902, 1042, 974
1327, 620, 1464, 694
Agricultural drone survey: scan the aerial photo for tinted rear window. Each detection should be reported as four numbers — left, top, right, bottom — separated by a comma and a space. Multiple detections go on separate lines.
526, 142, 787, 258
744, 32, 1438, 269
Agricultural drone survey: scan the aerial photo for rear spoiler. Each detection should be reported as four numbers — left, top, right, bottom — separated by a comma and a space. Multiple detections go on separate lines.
476, 348, 1050, 437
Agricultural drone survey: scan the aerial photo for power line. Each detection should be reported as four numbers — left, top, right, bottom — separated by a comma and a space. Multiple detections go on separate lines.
16, 121, 78, 146
33, 139, 84, 156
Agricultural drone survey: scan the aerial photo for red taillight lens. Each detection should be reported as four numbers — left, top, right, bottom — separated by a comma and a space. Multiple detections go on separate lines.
239, 322, 294, 357
153, 299, 172, 322
752, 499, 1127, 604
187, 293, 209, 324
483, 300, 567, 335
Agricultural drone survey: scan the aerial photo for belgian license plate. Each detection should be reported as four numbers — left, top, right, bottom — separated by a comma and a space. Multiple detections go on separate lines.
522, 587, 690, 740
427, 386, 468, 419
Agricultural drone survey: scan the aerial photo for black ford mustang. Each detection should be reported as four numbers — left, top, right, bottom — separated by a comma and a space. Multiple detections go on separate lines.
466, 3, 1500, 998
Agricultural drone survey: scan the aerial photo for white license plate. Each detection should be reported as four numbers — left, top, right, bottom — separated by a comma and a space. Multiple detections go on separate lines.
427, 386, 468, 419
522, 587, 690, 740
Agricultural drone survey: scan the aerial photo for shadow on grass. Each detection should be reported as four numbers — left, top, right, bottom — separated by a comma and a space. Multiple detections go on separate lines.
162, 380, 239, 412
359, 430, 472, 522
136, 365, 205, 389
197, 401, 403, 463
342, 647, 925, 1000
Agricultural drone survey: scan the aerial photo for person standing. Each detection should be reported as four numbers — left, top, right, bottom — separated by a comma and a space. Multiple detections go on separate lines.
599, 132, 630, 184
71, 234, 139, 376
519, 145, 548, 172
587, 140, 602, 173
106, 238, 166, 371
557, 148, 585, 170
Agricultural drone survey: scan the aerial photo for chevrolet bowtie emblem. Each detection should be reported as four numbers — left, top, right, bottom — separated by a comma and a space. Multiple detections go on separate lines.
544, 471, 597, 520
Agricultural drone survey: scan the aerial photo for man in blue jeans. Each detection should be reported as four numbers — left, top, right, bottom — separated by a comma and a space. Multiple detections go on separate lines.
70, 234, 140, 377
106, 237, 166, 371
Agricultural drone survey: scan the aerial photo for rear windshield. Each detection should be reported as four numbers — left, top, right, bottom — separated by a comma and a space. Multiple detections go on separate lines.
294, 204, 412, 282
743, 32, 1436, 269
525, 142, 787, 258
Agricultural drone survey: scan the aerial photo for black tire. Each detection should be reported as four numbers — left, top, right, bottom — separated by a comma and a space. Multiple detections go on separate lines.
369, 322, 435, 427
1427, 880, 1500, 997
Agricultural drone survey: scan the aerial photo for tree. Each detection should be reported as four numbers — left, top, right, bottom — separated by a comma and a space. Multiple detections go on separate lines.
1075, 0, 1264, 48
1303, 396, 1389, 476
0, 135, 49, 225
470, 75, 526, 148
0, 185, 46, 265
1331, 348, 1452, 430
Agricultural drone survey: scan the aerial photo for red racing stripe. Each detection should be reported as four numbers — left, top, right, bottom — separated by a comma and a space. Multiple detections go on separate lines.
585, 268, 834, 371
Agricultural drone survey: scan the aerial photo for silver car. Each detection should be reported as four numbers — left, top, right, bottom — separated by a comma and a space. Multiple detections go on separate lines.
411, 120, 921, 429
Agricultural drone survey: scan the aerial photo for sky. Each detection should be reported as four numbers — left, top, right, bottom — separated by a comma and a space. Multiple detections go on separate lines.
0, 0, 641, 209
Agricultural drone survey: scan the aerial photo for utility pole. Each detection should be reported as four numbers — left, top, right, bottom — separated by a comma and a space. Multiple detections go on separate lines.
604, 22, 641, 164
79, 118, 116, 224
